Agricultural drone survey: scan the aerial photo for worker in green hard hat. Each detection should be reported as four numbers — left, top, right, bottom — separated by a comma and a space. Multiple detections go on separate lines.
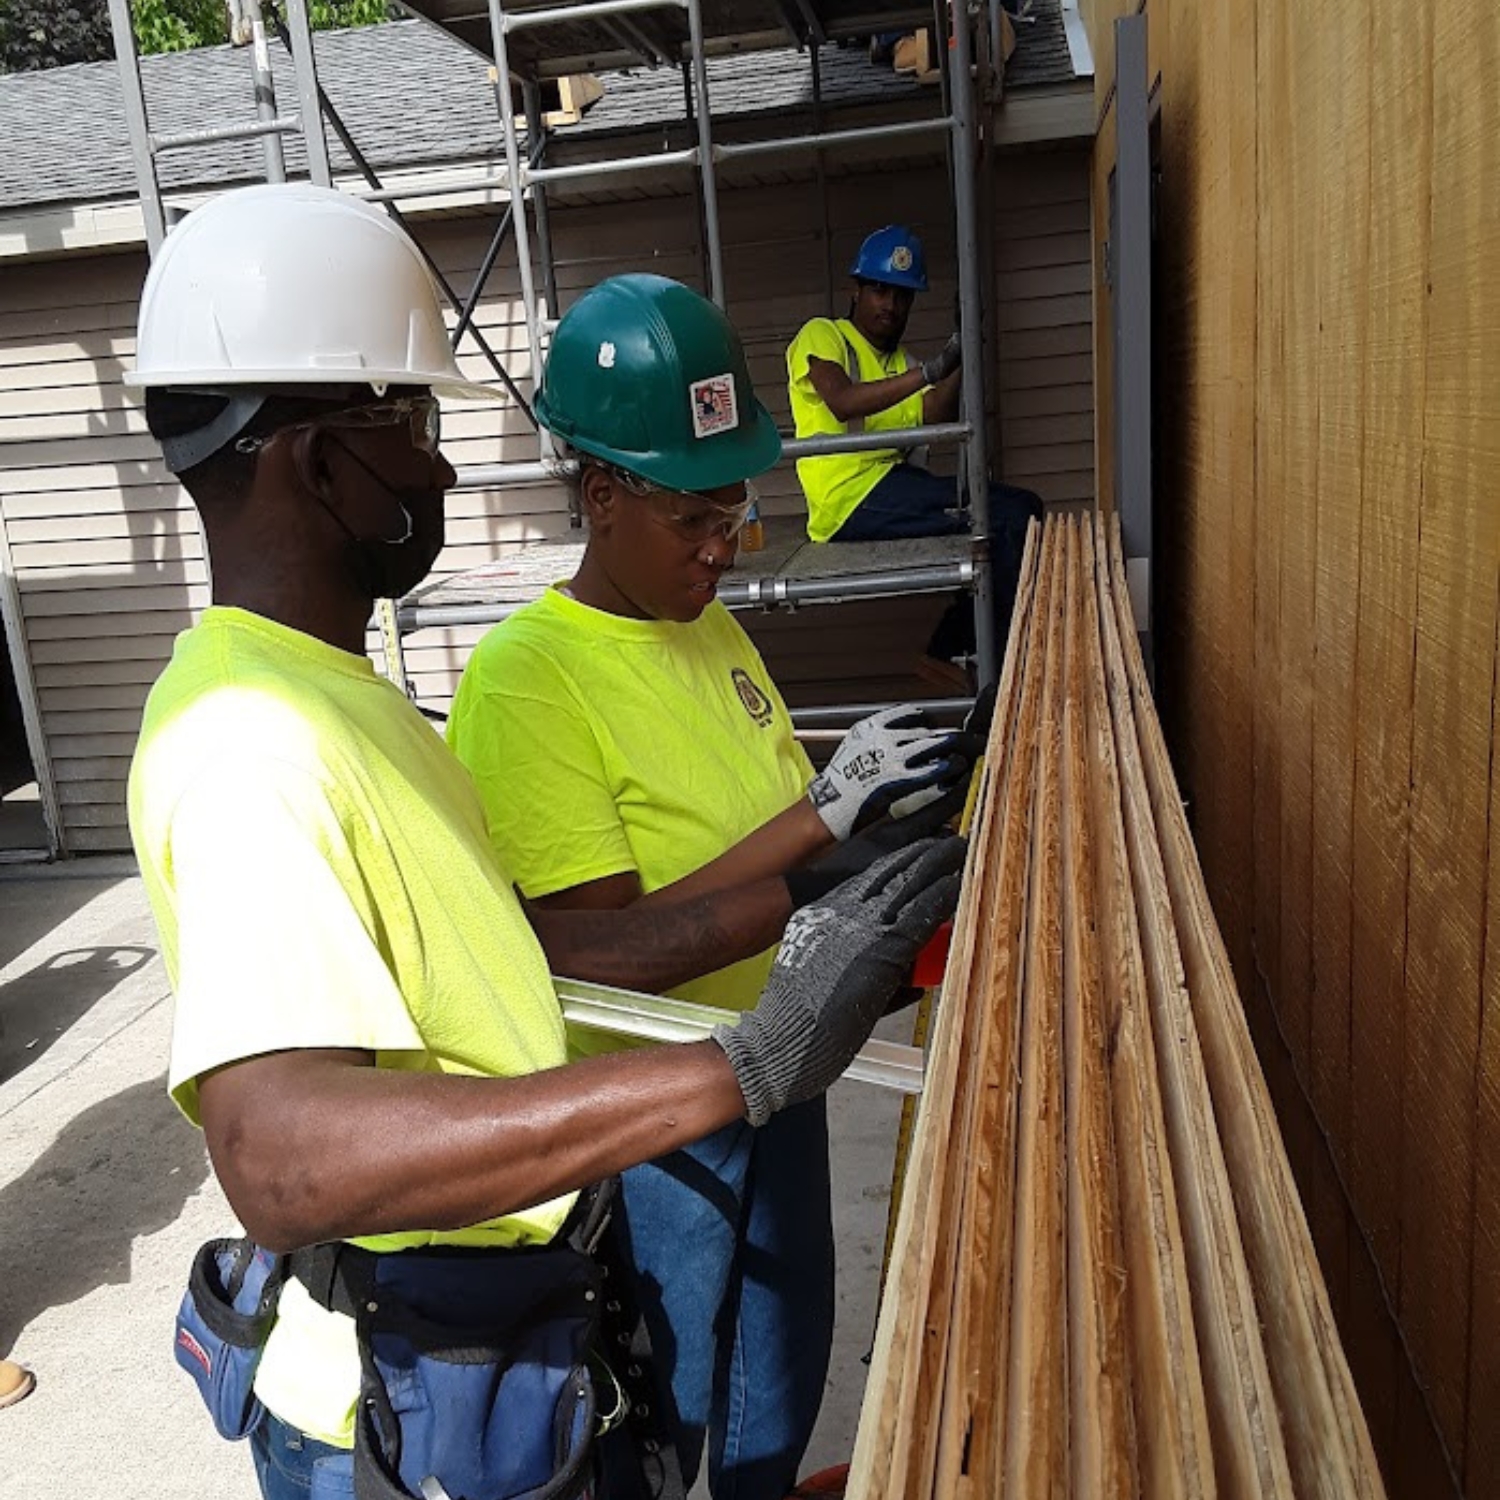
448, 272, 989, 1500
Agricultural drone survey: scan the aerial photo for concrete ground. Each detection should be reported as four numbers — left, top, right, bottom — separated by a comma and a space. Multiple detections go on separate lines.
0, 863, 910, 1496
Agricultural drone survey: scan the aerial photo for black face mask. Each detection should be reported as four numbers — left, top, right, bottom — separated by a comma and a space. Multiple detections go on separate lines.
320, 436, 444, 601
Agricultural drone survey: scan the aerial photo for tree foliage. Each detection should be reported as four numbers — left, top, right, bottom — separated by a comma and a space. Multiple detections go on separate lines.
0, 0, 393, 71
0, 0, 113, 70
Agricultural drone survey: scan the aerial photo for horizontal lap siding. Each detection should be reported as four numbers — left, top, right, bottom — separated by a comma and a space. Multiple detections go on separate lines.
2, 151, 1094, 852
993, 152, 1096, 504
0, 249, 196, 850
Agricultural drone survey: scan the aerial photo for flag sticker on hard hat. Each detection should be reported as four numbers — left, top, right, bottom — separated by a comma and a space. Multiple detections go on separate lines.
690, 373, 739, 439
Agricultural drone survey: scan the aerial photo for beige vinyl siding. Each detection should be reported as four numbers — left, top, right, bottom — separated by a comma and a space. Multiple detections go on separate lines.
0, 151, 1093, 853
993, 151, 1095, 504
0, 250, 199, 851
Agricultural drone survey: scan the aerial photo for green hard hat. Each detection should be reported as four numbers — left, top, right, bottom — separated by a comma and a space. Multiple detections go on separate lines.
535, 273, 782, 493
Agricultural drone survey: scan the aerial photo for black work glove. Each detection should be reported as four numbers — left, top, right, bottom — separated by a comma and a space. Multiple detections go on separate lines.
807, 705, 975, 841
920, 332, 963, 386
884, 685, 995, 822
784, 784, 967, 910
964, 679, 998, 744
714, 836, 967, 1126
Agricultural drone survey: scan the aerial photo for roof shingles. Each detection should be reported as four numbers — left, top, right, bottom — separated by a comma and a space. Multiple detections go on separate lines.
0, 5, 1081, 215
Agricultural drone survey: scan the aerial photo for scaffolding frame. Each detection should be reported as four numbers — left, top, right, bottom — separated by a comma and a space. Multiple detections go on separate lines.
106, 0, 1014, 691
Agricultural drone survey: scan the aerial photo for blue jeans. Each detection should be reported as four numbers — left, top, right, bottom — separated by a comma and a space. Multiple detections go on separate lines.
831, 463, 1043, 643
250, 1413, 353, 1499
610, 1097, 835, 1500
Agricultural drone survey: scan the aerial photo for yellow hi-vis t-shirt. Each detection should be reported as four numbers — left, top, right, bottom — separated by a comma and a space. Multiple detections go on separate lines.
446, 588, 814, 1047
128, 606, 574, 1449
786, 316, 928, 542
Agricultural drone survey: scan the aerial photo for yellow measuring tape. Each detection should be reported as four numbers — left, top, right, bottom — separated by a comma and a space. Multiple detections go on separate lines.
879, 758, 985, 1289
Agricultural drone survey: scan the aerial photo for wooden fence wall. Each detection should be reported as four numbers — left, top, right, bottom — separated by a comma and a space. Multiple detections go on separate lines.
1085, 3, 1498, 1496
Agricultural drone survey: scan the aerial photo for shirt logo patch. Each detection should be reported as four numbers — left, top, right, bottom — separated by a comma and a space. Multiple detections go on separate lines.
890, 245, 913, 272
690, 373, 739, 439
732, 668, 774, 727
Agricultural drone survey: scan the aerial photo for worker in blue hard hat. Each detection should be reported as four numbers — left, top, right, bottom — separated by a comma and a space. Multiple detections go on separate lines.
786, 224, 1042, 645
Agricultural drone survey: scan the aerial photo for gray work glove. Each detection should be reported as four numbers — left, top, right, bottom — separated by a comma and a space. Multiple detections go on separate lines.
920, 332, 962, 386
715, 836, 967, 1126
808, 705, 975, 842
784, 783, 966, 910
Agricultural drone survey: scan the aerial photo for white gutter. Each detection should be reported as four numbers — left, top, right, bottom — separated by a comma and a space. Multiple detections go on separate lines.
1061, 0, 1095, 78
0, 157, 514, 262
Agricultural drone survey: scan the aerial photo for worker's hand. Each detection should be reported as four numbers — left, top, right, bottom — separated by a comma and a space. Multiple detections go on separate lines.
884, 687, 995, 821
920, 332, 962, 386
714, 836, 966, 1126
808, 705, 975, 842
784, 784, 966, 910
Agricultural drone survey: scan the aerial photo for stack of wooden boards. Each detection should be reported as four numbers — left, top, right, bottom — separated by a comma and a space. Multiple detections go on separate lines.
850, 513, 1385, 1499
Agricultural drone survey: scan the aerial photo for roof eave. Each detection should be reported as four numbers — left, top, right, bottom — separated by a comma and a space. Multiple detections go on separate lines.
0, 80, 1094, 263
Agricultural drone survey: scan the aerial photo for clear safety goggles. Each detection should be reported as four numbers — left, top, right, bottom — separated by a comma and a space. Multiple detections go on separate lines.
239, 395, 443, 458
603, 464, 757, 544
311, 396, 442, 456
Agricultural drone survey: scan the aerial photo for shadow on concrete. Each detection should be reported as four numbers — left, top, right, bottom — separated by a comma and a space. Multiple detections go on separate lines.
0, 879, 128, 975
0, 946, 155, 1085
0, 1072, 208, 1351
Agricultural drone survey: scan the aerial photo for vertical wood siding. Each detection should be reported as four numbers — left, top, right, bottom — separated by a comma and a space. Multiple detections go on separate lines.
1086, 0, 1495, 1492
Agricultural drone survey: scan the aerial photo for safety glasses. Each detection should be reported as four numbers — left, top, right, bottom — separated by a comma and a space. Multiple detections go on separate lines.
310, 396, 442, 456
604, 464, 757, 544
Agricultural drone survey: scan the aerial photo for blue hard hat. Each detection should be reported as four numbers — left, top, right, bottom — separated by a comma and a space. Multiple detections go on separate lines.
849, 225, 928, 292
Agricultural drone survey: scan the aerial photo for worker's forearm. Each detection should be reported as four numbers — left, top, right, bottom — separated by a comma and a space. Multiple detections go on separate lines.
825, 366, 927, 422
528, 874, 794, 990
201, 1043, 747, 1253
641, 796, 832, 905
807, 354, 928, 423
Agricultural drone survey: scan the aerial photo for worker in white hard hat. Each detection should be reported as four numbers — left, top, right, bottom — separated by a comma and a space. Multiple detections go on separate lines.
447, 272, 991, 1500
787, 225, 1043, 655
125, 183, 965, 1500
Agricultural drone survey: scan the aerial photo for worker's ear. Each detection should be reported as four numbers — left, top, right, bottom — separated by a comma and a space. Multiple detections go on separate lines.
578, 465, 616, 531
287, 425, 334, 500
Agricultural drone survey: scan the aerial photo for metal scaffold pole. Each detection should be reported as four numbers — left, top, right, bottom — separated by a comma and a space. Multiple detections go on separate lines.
104, 0, 167, 250
230, 0, 288, 184
684, 0, 726, 307
949, 0, 998, 687
521, 80, 561, 319
487, 0, 551, 459
280, 0, 331, 183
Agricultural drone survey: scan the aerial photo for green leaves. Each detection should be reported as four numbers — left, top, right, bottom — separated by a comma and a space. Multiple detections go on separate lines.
0, 0, 113, 70
0, 0, 396, 72
129, 0, 227, 54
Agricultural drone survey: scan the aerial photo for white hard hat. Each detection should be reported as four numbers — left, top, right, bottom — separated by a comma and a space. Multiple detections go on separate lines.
126, 183, 499, 402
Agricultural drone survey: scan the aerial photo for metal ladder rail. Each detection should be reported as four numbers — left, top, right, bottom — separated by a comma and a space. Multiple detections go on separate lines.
105, 0, 331, 253
255, 3, 540, 423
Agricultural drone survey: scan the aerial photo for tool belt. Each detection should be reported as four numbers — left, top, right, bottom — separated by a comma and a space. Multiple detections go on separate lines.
172, 1181, 682, 1500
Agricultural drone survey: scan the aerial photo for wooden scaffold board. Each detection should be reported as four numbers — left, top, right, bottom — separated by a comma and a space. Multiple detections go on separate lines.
848, 511, 1385, 1500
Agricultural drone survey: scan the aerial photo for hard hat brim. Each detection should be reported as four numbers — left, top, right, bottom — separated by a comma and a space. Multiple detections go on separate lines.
124, 367, 506, 404
551, 396, 783, 494
849, 268, 929, 293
